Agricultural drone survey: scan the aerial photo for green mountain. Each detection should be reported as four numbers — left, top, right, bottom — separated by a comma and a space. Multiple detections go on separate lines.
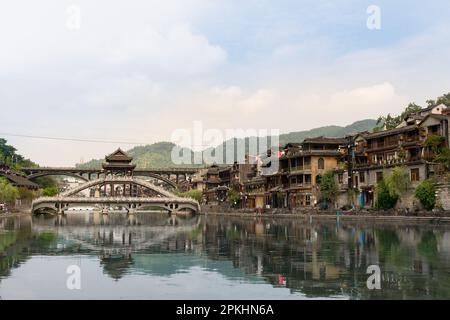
279, 119, 377, 146
201, 119, 377, 164
76, 141, 193, 169
77, 119, 377, 169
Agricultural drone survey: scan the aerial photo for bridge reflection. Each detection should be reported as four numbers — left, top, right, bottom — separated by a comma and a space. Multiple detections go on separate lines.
3, 214, 450, 298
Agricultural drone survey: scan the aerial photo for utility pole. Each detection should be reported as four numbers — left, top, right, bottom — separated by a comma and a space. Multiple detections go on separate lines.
347, 137, 354, 190
347, 136, 357, 209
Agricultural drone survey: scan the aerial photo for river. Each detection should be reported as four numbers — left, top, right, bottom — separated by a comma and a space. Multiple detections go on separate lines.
1, 212, 450, 299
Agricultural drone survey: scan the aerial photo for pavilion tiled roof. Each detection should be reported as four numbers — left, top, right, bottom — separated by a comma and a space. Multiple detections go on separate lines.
105, 148, 133, 162
1, 172, 39, 189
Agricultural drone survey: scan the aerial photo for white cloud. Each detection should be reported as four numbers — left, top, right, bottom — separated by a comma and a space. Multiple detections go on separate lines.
0, 1, 226, 76
84, 75, 163, 110
123, 82, 403, 147
329, 82, 402, 114
2, 1, 450, 166
104, 24, 226, 75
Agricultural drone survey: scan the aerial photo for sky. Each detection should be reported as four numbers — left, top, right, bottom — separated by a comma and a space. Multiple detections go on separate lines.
1, 0, 450, 166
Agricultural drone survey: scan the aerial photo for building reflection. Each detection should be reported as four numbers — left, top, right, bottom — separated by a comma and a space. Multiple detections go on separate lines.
2, 213, 450, 299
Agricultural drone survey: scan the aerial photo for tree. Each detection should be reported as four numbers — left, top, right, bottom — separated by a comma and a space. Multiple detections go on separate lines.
0, 138, 17, 164
415, 179, 436, 211
178, 189, 202, 202
424, 135, 445, 154
42, 186, 59, 197
426, 92, 450, 107
435, 148, 450, 169
397, 147, 407, 160
35, 176, 58, 189
385, 166, 410, 197
18, 187, 39, 201
0, 138, 37, 169
227, 188, 242, 207
319, 171, 339, 205
423, 134, 450, 170
375, 167, 409, 209
375, 103, 422, 131
399, 103, 422, 120
375, 114, 401, 131
376, 178, 398, 210
0, 177, 20, 205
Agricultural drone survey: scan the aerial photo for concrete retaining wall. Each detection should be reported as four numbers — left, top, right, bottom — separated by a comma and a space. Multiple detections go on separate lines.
437, 183, 450, 211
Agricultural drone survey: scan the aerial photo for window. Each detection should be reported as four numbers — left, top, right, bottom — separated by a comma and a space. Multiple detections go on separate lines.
305, 175, 312, 185
318, 158, 325, 170
359, 172, 365, 183
376, 172, 383, 183
338, 173, 343, 184
411, 168, 420, 182
316, 175, 322, 184
410, 148, 419, 160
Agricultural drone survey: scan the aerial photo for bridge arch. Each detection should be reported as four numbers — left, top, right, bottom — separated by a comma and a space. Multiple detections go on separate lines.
28, 172, 89, 182
132, 172, 177, 189
32, 197, 200, 214
61, 177, 175, 198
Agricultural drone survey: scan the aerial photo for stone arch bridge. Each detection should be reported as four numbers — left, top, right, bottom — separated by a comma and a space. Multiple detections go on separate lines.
22, 167, 198, 190
31, 176, 200, 215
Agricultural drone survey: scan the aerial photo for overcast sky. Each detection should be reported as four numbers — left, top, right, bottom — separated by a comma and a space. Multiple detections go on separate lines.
1, 0, 450, 166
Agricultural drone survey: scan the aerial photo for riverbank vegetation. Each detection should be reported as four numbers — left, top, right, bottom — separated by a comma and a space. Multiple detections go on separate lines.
376, 179, 399, 210
372, 168, 438, 212
319, 170, 338, 208
177, 189, 202, 202
0, 177, 19, 206
0, 177, 41, 210
227, 188, 241, 207
375, 167, 410, 210
415, 179, 436, 211
1, 139, 59, 205
0, 138, 36, 170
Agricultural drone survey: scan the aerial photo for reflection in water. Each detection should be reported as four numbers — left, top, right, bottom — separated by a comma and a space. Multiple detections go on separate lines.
2, 213, 450, 299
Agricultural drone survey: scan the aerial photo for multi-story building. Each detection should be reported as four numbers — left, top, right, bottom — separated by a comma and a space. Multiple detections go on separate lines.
198, 159, 260, 206
339, 105, 450, 208
243, 176, 265, 209
258, 138, 346, 209
191, 103, 450, 210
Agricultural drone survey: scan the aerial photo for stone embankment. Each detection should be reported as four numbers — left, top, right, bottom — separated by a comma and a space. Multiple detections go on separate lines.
200, 204, 450, 223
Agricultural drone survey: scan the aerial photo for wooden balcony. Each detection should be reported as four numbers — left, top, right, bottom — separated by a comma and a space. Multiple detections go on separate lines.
289, 165, 312, 172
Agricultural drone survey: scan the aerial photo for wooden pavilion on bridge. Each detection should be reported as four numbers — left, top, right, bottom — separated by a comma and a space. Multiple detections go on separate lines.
102, 148, 136, 177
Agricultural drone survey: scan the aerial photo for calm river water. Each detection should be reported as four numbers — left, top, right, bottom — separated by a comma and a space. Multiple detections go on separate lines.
1, 213, 450, 299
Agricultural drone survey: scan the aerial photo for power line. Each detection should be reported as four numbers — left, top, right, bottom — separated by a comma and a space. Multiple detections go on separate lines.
0, 132, 277, 148
0, 132, 146, 145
